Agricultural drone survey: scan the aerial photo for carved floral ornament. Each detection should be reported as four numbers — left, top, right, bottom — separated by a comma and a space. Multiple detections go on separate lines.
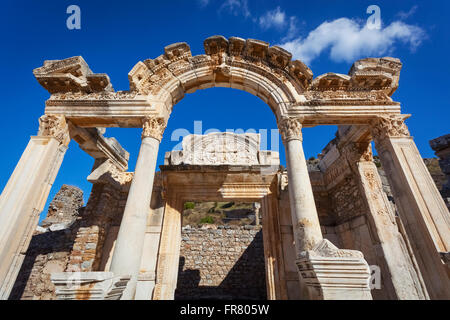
37, 115, 69, 145
277, 117, 303, 142
370, 115, 410, 143
141, 116, 167, 141
341, 142, 374, 164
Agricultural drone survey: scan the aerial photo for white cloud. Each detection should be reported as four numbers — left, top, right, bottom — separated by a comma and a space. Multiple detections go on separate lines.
259, 7, 286, 30
397, 5, 418, 20
279, 18, 426, 65
281, 16, 300, 42
198, 0, 209, 7
219, 0, 251, 18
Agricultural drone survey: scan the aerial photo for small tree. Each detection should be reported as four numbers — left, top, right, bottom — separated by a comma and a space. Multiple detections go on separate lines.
199, 216, 215, 224
184, 202, 195, 210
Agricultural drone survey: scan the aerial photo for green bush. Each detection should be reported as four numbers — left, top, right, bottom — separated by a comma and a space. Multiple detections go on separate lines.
184, 202, 195, 210
199, 216, 215, 224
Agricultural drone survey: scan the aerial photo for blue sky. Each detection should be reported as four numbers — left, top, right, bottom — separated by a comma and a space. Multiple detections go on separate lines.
0, 1, 449, 221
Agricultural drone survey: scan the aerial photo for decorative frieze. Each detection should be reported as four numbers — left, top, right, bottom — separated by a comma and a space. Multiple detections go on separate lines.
141, 117, 166, 141
166, 132, 274, 166
298, 90, 396, 106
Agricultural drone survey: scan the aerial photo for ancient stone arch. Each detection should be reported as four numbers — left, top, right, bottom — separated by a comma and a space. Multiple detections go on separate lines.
0, 35, 449, 300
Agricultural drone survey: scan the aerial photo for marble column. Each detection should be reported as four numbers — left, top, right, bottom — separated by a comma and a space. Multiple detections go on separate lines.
371, 115, 450, 299
135, 175, 165, 300
109, 116, 166, 300
279, 118, 372, 300
0, 115, 69, 299
278, 118, 323, 255
341, 141, 427, 300
152, 195, 182, 300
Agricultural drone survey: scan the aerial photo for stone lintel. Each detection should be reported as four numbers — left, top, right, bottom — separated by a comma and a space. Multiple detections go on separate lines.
43, 106, 403, 128
159, 164, 280, 174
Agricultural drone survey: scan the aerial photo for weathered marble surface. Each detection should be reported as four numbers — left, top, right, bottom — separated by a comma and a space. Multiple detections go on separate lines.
166, 132, 279, 166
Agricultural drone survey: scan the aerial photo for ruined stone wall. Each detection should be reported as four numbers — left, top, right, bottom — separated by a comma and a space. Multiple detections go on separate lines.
325, 172, 392, 300
66, 183, 128, 273
430, 134, 450, 209
175, 225, 266, 300
10, 185, 84, 300
328, 176, 365, 225
11, 180, 129, 300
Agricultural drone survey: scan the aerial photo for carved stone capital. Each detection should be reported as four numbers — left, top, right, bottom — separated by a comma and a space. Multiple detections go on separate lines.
340, 142, 373, 165
278, 117, 303, 142
37, 115, 70, 145
370, 115, 410, 144
141, 117, 166, 141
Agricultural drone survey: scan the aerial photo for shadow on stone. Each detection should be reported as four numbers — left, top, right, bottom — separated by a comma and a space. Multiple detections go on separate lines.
175, 229, 266, 300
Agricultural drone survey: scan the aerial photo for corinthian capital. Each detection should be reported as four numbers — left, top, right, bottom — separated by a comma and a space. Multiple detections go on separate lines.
141, 116, 167, 141
37, 115, 69, 145
370, 115, 410, 144
278, 117, 303, 142
340, 142, 374, 165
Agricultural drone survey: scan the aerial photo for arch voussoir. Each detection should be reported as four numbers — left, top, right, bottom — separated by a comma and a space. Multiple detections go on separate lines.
130, 35, 314, 118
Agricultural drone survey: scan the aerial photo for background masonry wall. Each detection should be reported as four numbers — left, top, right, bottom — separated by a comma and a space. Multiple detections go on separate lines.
175, 225, 267, 300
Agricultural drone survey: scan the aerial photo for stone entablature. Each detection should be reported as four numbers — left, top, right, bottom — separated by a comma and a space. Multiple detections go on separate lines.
33, 36, 403, 128
165, 132, 279, 166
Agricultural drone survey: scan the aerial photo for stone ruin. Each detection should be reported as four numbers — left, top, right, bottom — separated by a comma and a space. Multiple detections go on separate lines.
0, 36, 449, 300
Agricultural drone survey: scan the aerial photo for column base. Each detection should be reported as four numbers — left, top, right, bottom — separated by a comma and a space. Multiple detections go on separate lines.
51, 272, 130, 300
296, 239, 372, 300
135, 272, 156, 300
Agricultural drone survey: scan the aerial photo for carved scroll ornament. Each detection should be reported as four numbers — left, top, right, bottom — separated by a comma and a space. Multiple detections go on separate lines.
370, 115, 410, 144
278, 117, 303, 142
